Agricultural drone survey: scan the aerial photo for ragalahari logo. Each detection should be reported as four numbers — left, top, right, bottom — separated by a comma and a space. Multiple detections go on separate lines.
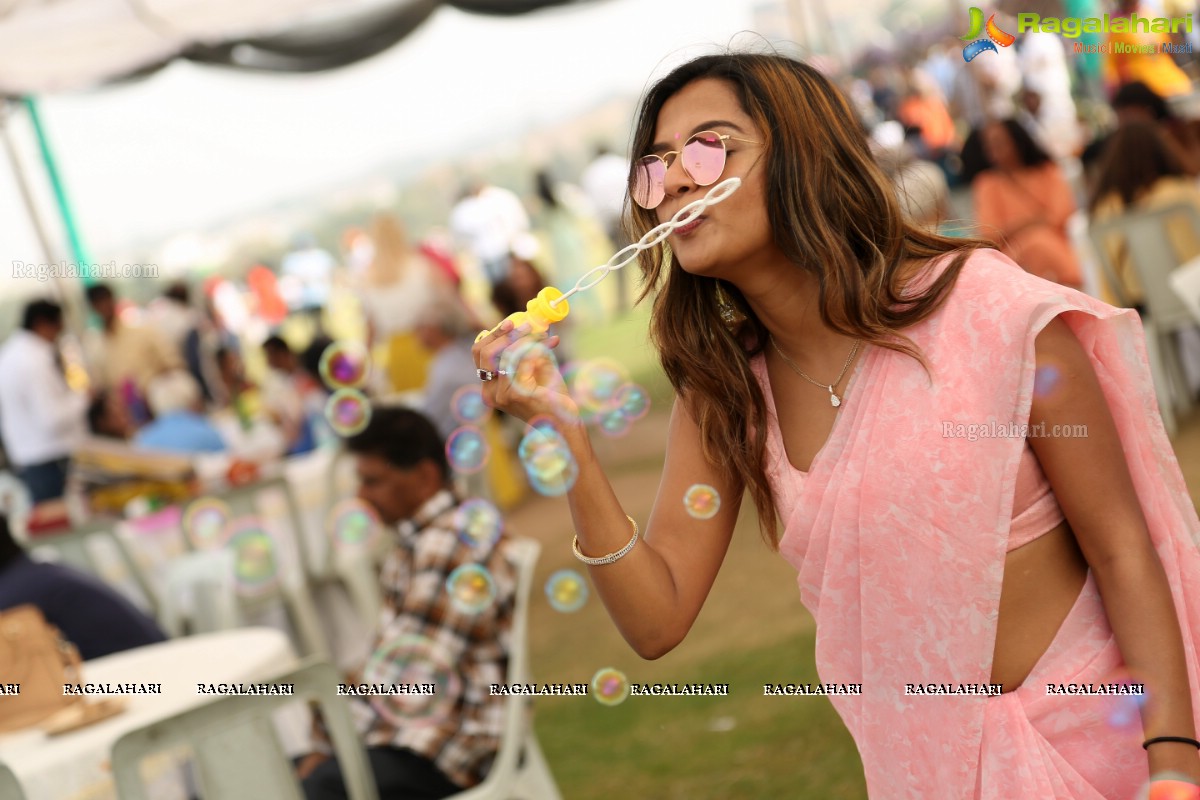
961, 7, 1016, 61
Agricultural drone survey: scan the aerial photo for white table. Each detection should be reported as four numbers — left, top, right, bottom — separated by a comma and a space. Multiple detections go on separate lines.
0, 628, 309, 800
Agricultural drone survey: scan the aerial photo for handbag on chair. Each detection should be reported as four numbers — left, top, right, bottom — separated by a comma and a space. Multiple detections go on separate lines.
0, 604, 83, 733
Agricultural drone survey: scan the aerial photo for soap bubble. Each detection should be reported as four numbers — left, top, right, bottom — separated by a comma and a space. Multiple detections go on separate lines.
362, 634, 461, 726
446, 426, 490, 474
545, 569, 588, 612
183, 498, 232, 549
451, 386, 490, 425
614, 383, 651, 421
518, 418, 578, 496
598, 408, 632, 438
570, 358, 629, 420
454, 498, 503, 550
1103, 672, 1150, 733
499, 338, 561, 398
326, 498, 383, 552
1137, 775, 1200, 800
684, 484, 721, 520
225, 520, 280, 596
446, 564, 496, 614
325, 389, 371, 436
318, 341, 370, 390
591, 667, 630, 706
1033, 364, 1062, 399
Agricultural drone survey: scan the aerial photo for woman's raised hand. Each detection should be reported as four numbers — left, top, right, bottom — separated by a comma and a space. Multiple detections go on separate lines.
471, 319, 576, 424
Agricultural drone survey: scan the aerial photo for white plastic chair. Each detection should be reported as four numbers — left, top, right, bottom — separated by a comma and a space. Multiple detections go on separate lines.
158, 550, 242, 638
446, 537, 563, 800
1090, 201, 1200, 436
201, 476, 328, 658
111, 660, 378, 800
0, 761, 26, 800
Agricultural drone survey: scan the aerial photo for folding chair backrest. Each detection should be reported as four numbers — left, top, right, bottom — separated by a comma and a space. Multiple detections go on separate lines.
478, 537, 540, 787
1090, 200, 1200, 328
112, 660, 378, 800
216, 476, 313, 582
158, 549, 241, 637
0, 760, 25, 800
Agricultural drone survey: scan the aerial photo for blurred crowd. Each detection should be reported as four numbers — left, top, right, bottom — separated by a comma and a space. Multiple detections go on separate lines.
0, 145, 629, 519
5, 0, 1200, 518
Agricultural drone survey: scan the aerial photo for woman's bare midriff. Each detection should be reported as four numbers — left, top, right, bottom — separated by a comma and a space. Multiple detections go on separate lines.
991, 519, 1089, 694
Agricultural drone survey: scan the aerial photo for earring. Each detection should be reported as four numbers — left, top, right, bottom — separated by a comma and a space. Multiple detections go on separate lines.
715, 283, 743, 327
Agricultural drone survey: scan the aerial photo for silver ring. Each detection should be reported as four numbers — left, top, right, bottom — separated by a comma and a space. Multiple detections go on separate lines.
497, 369, 509, 377
477, 368, 495, 382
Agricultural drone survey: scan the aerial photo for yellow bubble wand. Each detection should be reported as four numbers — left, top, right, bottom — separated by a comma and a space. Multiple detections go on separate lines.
475, 177, 743, 343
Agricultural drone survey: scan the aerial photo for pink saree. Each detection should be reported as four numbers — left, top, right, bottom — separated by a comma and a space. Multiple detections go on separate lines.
752, 248, 1200, 798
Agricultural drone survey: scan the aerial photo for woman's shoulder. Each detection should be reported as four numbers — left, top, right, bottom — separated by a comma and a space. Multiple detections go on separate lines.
912, 248, 1060, 327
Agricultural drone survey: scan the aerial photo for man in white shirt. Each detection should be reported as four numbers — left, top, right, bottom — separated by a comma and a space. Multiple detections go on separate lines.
581, 144, 633, 312
0, 300, 89, 503
449, 181, 530, 286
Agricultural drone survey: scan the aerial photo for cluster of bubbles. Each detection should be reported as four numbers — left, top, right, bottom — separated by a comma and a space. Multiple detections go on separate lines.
224, 518, 280, 595
183, 498, 233, 549
320, 342, 372, 436
684, 484, 721, 520
544, 569, 588, 613
454, 498, 503, 551
446, 426, 490, 474
363, 634, 461, 726
446, 563, 497, 615
591, 667, 630, 706
563, 358, 650, 438
326, 498, 383, 553
518, 417, 578, 497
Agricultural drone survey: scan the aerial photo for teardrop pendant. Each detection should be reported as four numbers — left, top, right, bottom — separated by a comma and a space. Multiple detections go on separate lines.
829, 386, 842, 408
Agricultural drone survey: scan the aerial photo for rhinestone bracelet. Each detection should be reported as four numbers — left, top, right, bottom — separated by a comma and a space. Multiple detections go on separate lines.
572, 515, 639, 566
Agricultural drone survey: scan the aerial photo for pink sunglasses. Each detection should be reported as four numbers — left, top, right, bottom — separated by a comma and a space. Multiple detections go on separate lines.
631, 130, 760, 209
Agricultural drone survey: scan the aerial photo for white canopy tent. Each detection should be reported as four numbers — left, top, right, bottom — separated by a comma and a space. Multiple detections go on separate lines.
0, 0, 597, 96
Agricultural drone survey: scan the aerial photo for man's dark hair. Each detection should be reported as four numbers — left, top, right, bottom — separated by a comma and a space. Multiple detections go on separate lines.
0, 515, 23, 568
22, 299, 63, 331
301, 335, 334, 389
1112, 81, 1171, 121
262, 335, 291, 355
164, 282, 190, 305
85, 284, 114, 306
87, 391, 110, 433
344, 407, 450, 483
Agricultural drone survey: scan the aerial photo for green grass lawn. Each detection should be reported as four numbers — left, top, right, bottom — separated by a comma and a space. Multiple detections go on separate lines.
514, 307, 868, 798
534, 633, 867, 800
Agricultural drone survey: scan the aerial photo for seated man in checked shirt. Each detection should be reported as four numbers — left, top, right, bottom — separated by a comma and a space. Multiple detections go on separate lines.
299, 407, 517, 800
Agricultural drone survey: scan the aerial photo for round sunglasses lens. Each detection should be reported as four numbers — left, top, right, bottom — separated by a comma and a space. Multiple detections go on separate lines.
682, 133, 726, 186
632, 157, 666, 209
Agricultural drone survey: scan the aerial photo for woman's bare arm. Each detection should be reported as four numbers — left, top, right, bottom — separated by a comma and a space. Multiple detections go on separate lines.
1029, 315, 1200, 781
559, 395, 742, 659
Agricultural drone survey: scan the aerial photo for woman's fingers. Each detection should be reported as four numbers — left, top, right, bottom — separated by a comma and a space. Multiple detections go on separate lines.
471, 318, 514, 366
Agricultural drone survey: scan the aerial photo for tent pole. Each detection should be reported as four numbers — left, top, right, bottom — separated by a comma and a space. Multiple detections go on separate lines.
0, 100, 57, 266
22, 96, 92, 275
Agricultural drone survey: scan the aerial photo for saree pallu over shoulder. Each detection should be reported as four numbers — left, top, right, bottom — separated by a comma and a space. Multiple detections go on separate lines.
755, 248, 1200, 798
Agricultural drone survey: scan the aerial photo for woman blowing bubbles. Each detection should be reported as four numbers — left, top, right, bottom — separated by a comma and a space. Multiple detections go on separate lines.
474, 53, 1200, 799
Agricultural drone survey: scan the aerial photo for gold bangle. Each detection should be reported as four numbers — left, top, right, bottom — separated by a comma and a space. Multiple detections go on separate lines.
572, 515, 639, 566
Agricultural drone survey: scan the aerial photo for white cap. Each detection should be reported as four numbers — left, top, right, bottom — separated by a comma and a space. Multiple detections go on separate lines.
511, 233, 541, 261
146, 371, 201, 416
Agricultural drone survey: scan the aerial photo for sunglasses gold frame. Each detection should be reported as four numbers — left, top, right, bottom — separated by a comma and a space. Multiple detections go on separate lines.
632, 130, 761, 208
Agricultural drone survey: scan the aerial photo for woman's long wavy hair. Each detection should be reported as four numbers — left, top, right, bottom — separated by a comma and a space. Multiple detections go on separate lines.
626, 53, 988, 548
